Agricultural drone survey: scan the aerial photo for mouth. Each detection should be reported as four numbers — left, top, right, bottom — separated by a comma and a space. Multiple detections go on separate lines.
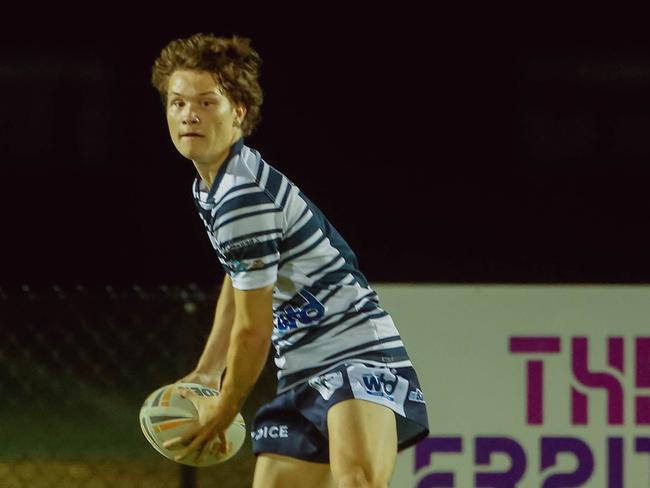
180, 133, 204, 138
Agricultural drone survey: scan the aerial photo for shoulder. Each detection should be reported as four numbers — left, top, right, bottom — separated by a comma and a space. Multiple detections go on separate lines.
237, 145, 297, 209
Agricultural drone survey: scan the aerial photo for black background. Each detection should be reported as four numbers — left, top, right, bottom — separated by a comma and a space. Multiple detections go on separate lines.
2, 6, 650, 287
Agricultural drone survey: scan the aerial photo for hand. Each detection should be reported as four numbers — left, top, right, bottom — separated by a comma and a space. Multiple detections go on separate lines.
162, 385, 236, 464
177, 369, 222, 390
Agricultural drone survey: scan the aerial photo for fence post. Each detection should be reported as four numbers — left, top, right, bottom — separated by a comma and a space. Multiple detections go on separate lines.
178, 285, 201, 488
180, 466, 197, 488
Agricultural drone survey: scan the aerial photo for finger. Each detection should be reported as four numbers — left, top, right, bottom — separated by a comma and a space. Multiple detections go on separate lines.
176, 385, 193, 398
196, 439, 212, 464
162, 422, 201, 450
222, 441, 233, 455
179, 390, 220, 423
162, 435, 184, 450
175, 388, 214, 428
175, 431, 209, 461
176, 386, 209, 410
217, 431, 229, 454
175, 439, 202, 462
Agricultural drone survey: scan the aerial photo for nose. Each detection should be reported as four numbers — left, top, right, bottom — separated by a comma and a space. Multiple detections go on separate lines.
181, 104, 200, 125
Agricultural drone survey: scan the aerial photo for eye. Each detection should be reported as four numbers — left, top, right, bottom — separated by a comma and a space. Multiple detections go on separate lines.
202, 100, 216, 107
170, 99, 185, 108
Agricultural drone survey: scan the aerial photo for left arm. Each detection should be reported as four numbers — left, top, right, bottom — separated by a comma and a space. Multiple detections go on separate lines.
216, 283, 275, 418
165, 283, 274, 461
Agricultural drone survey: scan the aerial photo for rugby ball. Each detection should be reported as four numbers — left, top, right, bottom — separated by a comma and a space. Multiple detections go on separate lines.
139, 382, 246, 467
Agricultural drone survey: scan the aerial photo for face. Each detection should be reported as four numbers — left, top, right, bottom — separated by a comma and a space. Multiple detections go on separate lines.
166, 69, 245, 166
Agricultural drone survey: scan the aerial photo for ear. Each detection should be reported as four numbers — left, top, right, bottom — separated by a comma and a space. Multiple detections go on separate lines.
234, 104, 247, 127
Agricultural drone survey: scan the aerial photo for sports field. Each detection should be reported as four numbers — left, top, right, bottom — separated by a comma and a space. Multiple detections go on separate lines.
0, 458, 256, 488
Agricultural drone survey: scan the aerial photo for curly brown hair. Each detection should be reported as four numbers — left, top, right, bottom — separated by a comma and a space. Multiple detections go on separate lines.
151, 33, 263, 136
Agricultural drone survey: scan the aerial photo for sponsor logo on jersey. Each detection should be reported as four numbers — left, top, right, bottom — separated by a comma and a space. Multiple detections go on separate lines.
308, 371, 344, 400
251, 425, 289, 441
222, 237, 260, 254
229, 258, 266, 273
276, 291, 325, 331
218, 238, 267, 274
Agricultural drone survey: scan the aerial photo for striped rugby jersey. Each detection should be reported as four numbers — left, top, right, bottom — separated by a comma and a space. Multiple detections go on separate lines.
192, 139, 412, 392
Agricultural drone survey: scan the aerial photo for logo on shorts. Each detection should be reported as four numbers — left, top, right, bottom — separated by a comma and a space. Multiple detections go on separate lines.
361, 372, 399, 401
251, 425, 289, 441
408, 388, 426, 403
308, 371, 344, 400
347, 364, 409, 416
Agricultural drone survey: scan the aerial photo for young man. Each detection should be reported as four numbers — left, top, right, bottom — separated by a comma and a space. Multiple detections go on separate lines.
151, 33, 429, 487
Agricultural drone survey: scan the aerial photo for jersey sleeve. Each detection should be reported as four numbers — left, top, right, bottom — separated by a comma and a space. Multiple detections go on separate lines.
213, 190, 283, 290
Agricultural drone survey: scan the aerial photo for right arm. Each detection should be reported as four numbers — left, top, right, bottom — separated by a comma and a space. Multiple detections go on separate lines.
181, 274, 235, 389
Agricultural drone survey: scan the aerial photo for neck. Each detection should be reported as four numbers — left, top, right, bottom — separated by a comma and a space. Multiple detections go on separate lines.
193, 134, 242, 188
193, 154, 227, 189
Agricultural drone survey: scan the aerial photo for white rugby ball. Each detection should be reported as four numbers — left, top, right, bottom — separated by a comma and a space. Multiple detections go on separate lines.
139, 382, 246, 467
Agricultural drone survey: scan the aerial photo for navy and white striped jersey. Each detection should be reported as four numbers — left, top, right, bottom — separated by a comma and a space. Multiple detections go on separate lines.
192, 139, 412, 392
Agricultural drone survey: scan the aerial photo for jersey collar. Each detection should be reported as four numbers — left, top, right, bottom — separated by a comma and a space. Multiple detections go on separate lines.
199, 137, 245, 201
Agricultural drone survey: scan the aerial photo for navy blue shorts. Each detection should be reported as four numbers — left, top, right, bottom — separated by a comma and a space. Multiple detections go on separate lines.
251, 361, 430, 463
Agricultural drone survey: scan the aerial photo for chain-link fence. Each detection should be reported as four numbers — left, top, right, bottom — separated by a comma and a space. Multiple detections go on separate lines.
0, 283, 276, 488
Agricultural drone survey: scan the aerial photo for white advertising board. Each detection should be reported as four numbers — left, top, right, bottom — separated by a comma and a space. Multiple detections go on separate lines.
373, 285, 650, 487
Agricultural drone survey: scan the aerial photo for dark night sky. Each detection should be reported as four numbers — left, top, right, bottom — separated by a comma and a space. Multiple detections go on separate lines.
2, 7, 650, 287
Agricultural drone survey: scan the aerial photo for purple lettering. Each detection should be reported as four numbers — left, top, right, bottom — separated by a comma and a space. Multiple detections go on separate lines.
608, 337, 624, 373
636, 437, 650, 453
475, 437, 526, 487
571, 387, 588, 424
528, 360, 543, 425
635, 438, 650, 481
541, 437, 594, 488
510, 337, 562, 353
509, 336, 561, 425
571, 337, 624, 425
415, 437, 462, 487
608, 437, 623, 488
636, 437, 650, 473
636, 338, 650, 424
